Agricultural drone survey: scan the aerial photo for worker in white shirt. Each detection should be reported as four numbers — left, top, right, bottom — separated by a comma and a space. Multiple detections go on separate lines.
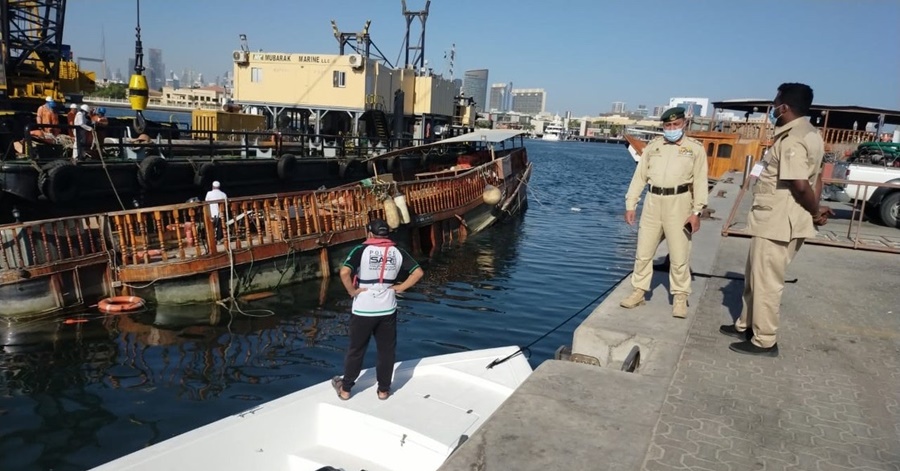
73, 104, 93, 161
204, 180, 227, 241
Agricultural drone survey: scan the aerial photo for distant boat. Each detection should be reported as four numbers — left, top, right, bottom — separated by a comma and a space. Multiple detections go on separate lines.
542, 122, 563, 141
89, 346, 533, 471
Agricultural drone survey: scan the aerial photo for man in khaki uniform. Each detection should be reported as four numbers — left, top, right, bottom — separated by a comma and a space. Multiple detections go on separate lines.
720, 83, 828, 357
621, 107, 709, 318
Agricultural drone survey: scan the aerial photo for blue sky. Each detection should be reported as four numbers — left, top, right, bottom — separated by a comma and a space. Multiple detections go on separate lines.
66, 0, 899, 115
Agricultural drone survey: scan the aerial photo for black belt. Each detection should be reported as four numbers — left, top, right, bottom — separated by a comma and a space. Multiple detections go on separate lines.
648, 184, 691, 196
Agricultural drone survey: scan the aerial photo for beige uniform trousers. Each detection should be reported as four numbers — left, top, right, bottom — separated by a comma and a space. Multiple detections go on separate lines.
631, 192, 693, 295
736, 236, 804, 348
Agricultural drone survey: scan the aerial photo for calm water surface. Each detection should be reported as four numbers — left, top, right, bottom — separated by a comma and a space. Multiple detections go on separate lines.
0, 140, 639, 470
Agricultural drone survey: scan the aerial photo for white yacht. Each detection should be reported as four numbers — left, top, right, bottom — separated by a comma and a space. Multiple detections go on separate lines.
542, 122, 564, 141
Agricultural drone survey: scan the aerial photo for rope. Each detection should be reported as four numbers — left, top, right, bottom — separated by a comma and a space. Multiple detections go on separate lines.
486, 270, 633, 369
90, 129, 127, 211
214, 200, 276, 318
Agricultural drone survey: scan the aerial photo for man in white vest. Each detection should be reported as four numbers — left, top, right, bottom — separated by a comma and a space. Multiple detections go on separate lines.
332, 219, 424, 400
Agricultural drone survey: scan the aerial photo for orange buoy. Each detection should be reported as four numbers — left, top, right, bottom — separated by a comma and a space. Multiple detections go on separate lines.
98, 296, 146, 313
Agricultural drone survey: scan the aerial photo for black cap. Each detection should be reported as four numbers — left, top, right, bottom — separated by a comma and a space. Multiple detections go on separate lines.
660, 107, 686, 123
367, 218, 390, 236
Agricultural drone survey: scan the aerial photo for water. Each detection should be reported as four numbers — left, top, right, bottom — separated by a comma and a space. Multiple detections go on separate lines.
0, 140, 639, 471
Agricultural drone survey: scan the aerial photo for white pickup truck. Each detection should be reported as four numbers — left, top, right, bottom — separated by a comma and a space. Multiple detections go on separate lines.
831, 142, 900, 228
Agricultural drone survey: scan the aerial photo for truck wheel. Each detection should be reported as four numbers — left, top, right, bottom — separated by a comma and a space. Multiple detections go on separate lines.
879, 192, 900, 228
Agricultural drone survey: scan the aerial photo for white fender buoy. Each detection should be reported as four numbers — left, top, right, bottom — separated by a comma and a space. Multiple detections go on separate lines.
483, 184, 502, 205
393, 194, 411, 224
383, 196, 401, 229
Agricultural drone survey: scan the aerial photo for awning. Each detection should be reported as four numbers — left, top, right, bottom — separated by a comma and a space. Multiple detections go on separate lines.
434, 129, 527, 144
363, 129, 526, 161
712, 99, 900, 128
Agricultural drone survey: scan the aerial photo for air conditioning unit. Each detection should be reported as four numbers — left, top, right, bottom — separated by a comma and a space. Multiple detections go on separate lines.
347, 54, 364, 69
233, 50, 249, 65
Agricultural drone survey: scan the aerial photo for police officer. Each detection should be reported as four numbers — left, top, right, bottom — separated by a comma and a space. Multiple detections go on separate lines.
620, 107, 709, 318
720, 83, 828, 357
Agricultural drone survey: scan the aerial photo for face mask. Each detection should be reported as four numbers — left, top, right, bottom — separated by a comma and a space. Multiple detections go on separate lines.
768, 105, 782, 126
663, 128, 683, 142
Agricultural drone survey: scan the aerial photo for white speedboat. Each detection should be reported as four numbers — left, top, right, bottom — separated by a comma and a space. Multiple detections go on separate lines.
90, 346, 532, 471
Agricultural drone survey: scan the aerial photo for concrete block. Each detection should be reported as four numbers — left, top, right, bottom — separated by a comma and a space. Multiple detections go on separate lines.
439, 360, 669, 471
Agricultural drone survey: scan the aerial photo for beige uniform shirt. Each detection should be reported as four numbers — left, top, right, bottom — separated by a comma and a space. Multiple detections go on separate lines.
625, 136, 709, 212
746, 117, 824, 242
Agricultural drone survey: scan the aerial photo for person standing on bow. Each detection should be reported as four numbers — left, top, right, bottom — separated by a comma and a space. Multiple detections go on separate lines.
620, 107, 709, 318
333, 219, 424, 401
720, 83, 828, 357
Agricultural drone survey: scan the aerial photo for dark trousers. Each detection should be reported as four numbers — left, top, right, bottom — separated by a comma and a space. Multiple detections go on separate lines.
341, 313, 397, 393
211, 216, 223, 242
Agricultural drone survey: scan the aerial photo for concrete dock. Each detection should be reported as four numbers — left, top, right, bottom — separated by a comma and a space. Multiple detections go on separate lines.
440, 175, 900, 471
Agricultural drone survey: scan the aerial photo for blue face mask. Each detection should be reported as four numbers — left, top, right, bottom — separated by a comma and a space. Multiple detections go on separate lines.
663, 128, 683, 142
768, 105, 782, 126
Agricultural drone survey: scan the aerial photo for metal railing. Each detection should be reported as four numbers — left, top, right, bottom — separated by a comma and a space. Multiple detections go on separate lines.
722, 177, 900, 253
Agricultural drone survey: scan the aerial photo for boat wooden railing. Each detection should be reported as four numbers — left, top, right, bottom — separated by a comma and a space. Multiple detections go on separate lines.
405, 169, 497, 216
107, 157, 511, 270
0, 214, 108, 276
108, 185, 386, 267
820, 128, 875, 146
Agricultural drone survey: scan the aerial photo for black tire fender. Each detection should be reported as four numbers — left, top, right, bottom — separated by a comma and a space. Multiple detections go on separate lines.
138, 155, 168, 189
194, 162, 217, 188
277, 154, 297, 180
39, 159, 79, 204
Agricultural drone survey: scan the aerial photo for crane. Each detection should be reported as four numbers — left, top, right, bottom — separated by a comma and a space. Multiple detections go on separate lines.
0, 0, 98, 113
0, 0, 68, 110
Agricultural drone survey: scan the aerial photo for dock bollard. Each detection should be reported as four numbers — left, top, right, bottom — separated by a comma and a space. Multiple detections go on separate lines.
741, 154, 754, 188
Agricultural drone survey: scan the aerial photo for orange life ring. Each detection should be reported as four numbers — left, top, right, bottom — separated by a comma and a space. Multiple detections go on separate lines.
98, 296, 146, 313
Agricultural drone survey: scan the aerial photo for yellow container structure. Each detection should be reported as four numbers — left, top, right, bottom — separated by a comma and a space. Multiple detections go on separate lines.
191, 110, 267, 139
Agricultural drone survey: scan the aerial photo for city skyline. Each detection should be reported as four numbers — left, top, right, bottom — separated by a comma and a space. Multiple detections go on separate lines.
65, 1, 899, 115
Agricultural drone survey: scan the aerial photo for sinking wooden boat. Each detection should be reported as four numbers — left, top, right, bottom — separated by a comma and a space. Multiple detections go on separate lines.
89, 345, 533, 471
0, 130, 532, 318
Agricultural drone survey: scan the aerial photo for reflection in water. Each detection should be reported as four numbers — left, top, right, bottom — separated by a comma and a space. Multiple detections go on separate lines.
0, 141, 639, 471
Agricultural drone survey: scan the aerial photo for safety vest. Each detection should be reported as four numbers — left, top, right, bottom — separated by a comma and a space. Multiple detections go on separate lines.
350, 244, 407, 316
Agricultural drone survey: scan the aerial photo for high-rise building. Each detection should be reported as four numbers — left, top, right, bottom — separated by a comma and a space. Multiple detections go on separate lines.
652, 105, 666, 117
462, 69, 489, 112
148, 48, 165, 90
489, 82, 513, 112
452, 79, 463, 96
511, 88, 546, 115
635, 104, 648, 117
611, 101, 626, 114
668, 97, 709, 117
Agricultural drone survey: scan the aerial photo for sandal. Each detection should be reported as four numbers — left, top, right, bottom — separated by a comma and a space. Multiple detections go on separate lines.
332, 376, 350, 401
377, 390, 391, 401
